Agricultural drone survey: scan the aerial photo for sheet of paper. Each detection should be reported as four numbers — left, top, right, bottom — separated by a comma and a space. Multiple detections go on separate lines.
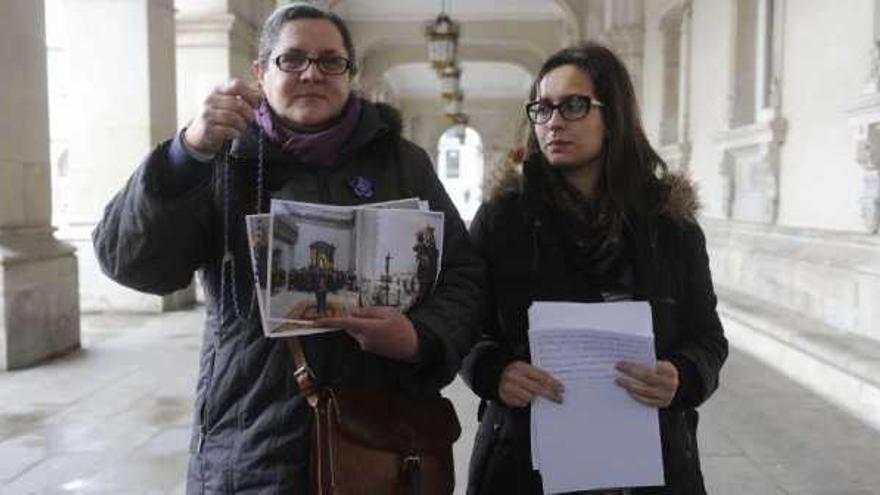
528, 301, 664, 493
528, 300, 653, 338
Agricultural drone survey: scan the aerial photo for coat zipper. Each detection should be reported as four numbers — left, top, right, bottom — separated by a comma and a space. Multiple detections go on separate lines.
196, 346, 218, 454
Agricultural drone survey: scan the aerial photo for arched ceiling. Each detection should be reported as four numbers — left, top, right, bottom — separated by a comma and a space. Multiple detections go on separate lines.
324, 0, 580, 102
384, 61, 532, 99
333, 0, 566, 22
358, 41, 542, 88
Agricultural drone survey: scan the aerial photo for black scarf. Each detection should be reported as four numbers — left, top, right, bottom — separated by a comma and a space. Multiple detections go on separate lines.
525, 159, 634, 298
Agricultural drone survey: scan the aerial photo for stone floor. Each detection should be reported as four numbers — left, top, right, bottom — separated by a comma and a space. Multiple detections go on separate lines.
1, 307, 879, 494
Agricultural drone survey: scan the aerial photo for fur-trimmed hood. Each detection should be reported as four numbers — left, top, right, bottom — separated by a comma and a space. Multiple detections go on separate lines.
486, 156, 701, 224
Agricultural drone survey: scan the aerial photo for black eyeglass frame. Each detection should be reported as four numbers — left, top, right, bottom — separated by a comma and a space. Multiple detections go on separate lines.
273, 52, 352, 76
525, 94, 605, 125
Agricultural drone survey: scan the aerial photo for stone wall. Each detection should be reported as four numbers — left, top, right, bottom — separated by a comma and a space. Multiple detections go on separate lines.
705, 219, 880, 341
642, 0, 880, 343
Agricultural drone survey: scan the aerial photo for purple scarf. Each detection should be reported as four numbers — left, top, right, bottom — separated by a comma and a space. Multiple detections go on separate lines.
254, 96, 362, 167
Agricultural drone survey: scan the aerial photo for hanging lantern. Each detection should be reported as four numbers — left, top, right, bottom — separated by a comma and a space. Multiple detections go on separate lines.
444, 112, 469, 144
425, 12, 460, 72
444, 111, 468, 125
439, 66, 462, 98
443, 91, 464, 115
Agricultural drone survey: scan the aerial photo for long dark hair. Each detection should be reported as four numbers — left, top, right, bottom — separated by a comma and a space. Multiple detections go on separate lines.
525, 42, 667, 223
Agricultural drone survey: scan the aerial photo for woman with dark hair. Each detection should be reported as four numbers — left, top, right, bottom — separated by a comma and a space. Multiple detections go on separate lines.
93, 2, 483, 492
461, 42, 728, 494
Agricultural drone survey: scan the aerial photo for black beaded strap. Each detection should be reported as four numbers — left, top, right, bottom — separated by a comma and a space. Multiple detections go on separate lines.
219, 129, 265, 321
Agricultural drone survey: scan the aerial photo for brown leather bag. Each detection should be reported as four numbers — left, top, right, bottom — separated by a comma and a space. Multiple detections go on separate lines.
286, 338, 461, 495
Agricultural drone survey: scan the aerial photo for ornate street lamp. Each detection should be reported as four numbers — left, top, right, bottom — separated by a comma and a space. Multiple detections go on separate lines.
443, 91, 463, 115
425, 5, 460, 73
439, 65, 462, 98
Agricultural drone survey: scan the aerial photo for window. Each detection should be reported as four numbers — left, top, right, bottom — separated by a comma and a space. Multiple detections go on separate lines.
446, 149, 460, 178
718, 0, 787, 224
437, 126, 484, 223
730, 0, 780, 127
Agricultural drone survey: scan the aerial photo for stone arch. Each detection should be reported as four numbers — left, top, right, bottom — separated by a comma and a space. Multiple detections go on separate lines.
357, 42, 543, 95
552, 0, 583, 43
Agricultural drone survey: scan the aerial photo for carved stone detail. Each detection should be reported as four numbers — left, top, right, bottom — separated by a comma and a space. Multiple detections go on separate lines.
601, 26, 645, 93
659, 140, 692, 172
860, 170, 880, 234
716, 115, 787, 224
720, 153, 735, 219
866, 41, 880, 94
848, 92, 880, 233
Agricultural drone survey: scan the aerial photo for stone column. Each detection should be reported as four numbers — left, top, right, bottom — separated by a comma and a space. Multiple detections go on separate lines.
657, 1, 693, 171
175, 0, 271, 129
399, 104, 445, 167
55, 0, 193, 312
0, 1, 80, 369
599, 0, 646, 98
572, 0, 646, 97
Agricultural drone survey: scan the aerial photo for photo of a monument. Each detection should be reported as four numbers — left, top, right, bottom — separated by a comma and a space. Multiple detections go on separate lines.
355, 209, 443, 312
256, 199, 443, 337
265, 203, 358, 323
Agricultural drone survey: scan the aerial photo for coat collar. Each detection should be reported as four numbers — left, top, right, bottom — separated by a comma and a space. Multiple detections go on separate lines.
489, 155, 702, 224
228, 98, 403, 166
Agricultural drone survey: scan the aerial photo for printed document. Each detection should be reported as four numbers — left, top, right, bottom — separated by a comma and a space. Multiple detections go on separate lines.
529, 301, 664, 493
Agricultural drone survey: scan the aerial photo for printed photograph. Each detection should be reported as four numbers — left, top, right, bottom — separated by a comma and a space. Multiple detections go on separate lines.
266, 202, 359, 323
356, 209, 444, 312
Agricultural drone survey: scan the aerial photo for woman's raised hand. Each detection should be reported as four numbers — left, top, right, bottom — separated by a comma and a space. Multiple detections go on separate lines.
183, 79, 263, 156
498, 360, 564, 408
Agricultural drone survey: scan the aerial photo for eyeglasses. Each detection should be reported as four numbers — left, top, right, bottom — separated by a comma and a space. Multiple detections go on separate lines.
525, 94, 605, 125
273, 51, 351, 75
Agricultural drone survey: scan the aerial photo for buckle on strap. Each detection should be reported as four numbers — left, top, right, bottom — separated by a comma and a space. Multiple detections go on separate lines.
293, 365, 316, 393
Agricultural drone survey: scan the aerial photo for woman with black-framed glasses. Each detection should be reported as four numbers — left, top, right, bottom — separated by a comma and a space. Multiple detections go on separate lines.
460, 42, 728, 495
92, 2, 485, 493
273, 50, 352, 75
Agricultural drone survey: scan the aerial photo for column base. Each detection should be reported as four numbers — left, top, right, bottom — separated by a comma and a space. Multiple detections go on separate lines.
1, 228, 80, 370
62, 223, 196, 313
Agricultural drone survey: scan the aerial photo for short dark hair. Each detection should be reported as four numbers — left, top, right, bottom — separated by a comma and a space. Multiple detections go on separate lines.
526, 42, 666, 219
257, 2, 358, 77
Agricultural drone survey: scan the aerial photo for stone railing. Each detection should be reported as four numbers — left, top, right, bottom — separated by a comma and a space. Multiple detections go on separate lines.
703, 218, 880, 342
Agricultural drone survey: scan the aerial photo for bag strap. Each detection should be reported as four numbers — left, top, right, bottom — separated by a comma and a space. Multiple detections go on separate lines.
285, 337, 320, 408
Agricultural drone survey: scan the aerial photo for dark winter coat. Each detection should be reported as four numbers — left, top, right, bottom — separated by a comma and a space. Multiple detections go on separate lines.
460, 160, 728, 495
93, 100, 485, 494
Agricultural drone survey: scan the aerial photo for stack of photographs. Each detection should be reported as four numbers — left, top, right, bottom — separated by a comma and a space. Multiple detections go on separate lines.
245, 198, 444, 337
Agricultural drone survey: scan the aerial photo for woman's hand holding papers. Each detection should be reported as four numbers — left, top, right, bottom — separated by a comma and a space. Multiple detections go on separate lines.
316, 307, 420, 362
498, 361, 564, 408
614, 360, 679, 408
